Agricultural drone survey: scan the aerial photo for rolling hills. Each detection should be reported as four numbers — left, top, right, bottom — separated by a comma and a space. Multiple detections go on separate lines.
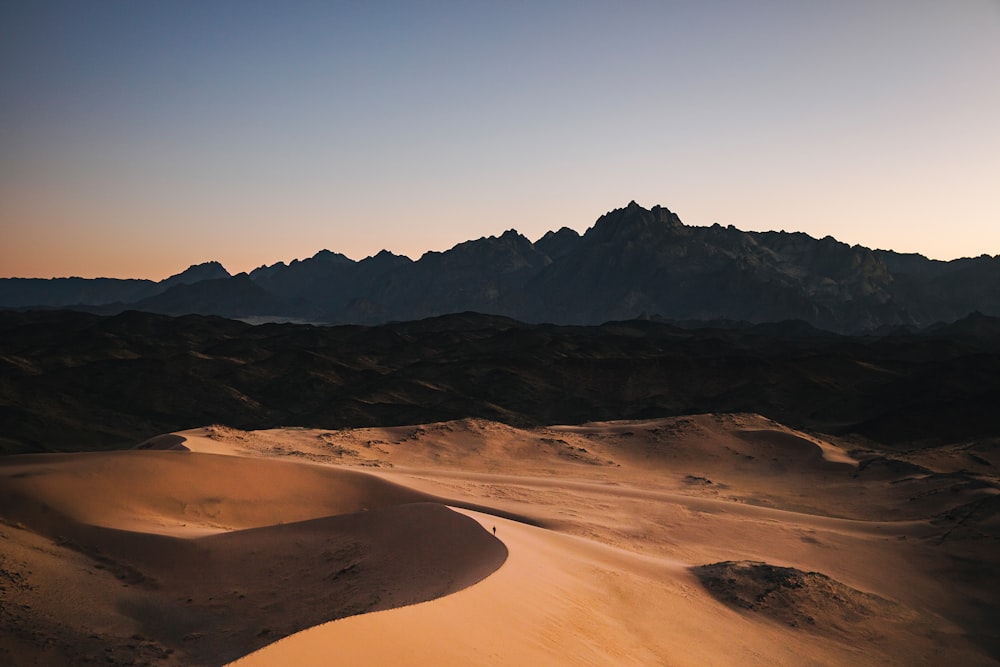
3, 309, 1000, 454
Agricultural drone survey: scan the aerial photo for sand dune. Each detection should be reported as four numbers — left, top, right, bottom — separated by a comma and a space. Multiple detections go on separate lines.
0, 450, 434, 535
2, 413, 998, 665
0, 451, 505, 666
231, 510, 969, 667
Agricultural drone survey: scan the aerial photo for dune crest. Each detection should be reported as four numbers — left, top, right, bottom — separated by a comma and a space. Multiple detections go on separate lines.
0, 451, 506, 666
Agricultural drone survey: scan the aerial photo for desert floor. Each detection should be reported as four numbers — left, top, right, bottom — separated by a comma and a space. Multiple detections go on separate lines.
2, 414, 998, 665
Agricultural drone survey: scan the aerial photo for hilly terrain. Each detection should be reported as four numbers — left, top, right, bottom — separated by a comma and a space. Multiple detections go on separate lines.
4, 207, 1000, 666
3, 202, 999, 333
3, 308, 1000, 455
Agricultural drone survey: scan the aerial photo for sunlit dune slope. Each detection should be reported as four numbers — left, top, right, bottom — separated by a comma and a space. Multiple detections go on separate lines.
0, 450, 432, 535
0, 451, 506, 666
231, 509, 978, 667
203, 413, 999, 666
2, 412, 998, 665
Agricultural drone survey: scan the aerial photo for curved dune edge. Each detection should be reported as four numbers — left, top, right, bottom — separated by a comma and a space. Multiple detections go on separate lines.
0, 452, 508, 666
225, 511, 877, 667
133, 433, 190, 451
213, 412, 998, 667
0, 450, 437, 536
734, 428, 858, 468
229, 509, 992, 667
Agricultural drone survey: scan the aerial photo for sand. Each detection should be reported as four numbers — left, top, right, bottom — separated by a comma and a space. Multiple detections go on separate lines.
2, 413, 998, 665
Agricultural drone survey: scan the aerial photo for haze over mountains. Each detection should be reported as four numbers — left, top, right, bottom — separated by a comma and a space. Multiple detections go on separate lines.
4, 202, 999, 333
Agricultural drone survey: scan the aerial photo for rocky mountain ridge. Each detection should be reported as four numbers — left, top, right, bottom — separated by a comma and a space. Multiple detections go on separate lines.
3, 202, 998, 333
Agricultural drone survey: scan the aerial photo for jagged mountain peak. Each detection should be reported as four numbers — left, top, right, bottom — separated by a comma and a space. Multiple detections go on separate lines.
535, 227, 582, 260
537, 226, 580, 242
371, 249, 407, 260
361, 249, 413, 267
309, 249, 354, 264
495, 229, 535, 249
587, 201, 684, 242
159, 261, 231, 288
473, 229, 531, 244
445, 229, 535, 257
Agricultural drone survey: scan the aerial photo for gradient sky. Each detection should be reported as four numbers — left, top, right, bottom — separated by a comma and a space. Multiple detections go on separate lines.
2, 1, 999, 280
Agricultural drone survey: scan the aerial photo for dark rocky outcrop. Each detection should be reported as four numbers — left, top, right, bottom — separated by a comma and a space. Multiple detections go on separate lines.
692, 561, 898, 631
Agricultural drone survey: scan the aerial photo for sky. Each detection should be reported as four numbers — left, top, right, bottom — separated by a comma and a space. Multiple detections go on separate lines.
2, 1, 999, 280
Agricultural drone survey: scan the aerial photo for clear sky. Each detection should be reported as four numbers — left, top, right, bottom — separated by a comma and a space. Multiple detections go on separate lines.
2, 1, 999, 279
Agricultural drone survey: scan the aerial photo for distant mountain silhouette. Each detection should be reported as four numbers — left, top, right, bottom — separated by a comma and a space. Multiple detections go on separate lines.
0, 260, 230, 309
0, 276, 159, 308
133, 273, 312, 319
159, 261, 231, 289
3, 202, 998, 332
249, 248, 412, 319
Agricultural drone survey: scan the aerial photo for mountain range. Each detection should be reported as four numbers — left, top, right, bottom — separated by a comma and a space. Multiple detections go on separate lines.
4, 201, 998, 333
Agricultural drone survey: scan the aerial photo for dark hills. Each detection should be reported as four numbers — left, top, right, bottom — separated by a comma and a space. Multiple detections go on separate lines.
0, 261, 231, 308
132, 273, 315, 320
3, 202, 999, 333
3, 309, 1000, 455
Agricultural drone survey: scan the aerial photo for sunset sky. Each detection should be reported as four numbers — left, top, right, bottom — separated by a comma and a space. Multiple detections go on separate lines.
2, 1, 998, 280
